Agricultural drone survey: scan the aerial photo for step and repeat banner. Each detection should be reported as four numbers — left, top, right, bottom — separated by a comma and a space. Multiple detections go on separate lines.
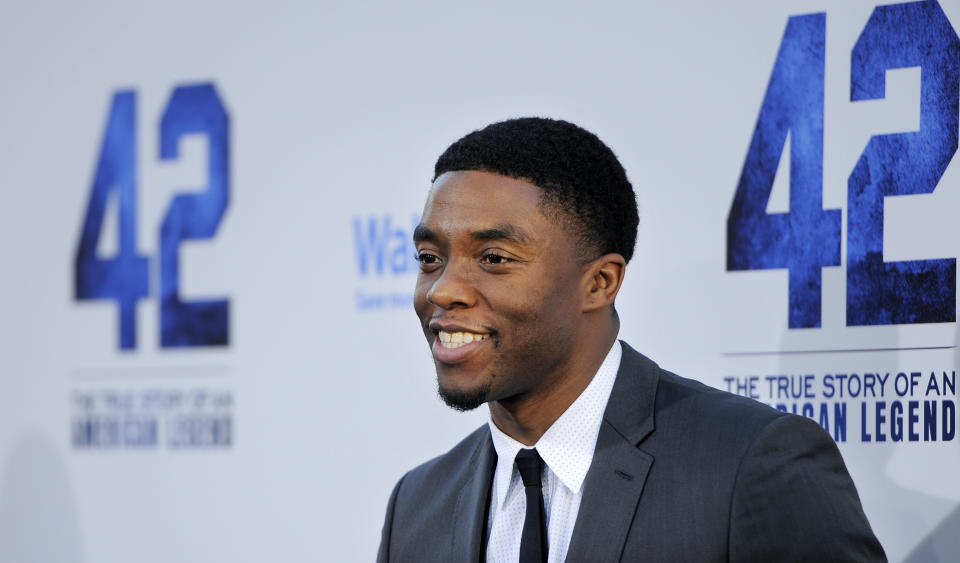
1, 1, 958, 561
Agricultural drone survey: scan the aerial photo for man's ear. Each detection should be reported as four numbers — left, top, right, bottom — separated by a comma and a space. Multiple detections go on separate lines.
581, 253, 627, 313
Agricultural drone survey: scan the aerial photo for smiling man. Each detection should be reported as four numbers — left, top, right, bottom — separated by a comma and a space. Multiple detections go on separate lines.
377, 118, 885, 562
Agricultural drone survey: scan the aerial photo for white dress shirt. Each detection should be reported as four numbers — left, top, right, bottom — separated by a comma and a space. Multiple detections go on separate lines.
485, 341, 622, 563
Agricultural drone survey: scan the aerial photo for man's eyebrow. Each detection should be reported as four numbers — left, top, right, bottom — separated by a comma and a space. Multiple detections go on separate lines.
412, 223, 532, 245
412, 225, 437, 243
470, 224, 531, 244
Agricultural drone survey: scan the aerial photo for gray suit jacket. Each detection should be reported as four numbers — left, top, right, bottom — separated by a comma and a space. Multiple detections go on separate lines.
378, 343, 886, 562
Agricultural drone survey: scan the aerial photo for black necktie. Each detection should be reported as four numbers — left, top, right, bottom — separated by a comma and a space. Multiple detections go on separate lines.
515, 448, 548, 563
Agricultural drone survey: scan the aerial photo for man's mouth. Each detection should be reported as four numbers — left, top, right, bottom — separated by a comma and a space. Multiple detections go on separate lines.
437, 330, 490, 349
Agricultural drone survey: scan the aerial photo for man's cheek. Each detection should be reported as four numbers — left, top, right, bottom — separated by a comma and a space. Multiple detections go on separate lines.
413, 289, 429, 316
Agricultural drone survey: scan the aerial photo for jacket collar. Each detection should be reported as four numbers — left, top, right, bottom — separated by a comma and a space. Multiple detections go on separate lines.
599, 341, 659, 445
452, 429, 496, 562
565, 341, 659, 561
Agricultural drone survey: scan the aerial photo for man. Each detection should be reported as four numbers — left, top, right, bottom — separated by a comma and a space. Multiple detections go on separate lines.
378, 118, 885, 562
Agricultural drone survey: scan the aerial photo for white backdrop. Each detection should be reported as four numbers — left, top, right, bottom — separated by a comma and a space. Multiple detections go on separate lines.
1, 1, 958, 561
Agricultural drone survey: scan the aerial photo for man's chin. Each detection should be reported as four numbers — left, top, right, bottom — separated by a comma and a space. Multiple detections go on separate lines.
437, 381, 491, 412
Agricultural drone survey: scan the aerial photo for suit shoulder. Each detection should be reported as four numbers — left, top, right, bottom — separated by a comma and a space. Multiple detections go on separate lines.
657, 367, 785, 427
653, 370, 886, 560
619, 344, 798, 452
621, 342, 780, 418
396, 424, 490, 493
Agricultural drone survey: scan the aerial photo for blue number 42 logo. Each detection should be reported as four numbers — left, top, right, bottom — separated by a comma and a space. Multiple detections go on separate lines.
74, 83, 230, 350
728, 1, 958, 329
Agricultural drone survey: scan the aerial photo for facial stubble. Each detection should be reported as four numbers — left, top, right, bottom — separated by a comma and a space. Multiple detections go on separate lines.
436, 374, 492, 412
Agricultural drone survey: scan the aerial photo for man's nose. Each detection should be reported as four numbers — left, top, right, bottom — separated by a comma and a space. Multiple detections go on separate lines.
426, 260, 476, 309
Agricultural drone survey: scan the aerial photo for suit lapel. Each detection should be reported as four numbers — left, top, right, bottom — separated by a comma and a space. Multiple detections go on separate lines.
565, 342, 659, 561
451, 429, 496, 562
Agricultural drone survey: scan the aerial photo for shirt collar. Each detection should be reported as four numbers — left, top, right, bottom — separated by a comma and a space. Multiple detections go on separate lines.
487, 340, 622, 511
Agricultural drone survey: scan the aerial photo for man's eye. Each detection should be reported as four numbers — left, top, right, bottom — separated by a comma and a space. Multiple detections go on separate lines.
417, 252, 439, 265
481, 253, 510, 265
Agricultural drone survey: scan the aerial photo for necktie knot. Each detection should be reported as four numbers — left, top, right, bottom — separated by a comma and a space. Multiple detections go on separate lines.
515, 448, 543, 487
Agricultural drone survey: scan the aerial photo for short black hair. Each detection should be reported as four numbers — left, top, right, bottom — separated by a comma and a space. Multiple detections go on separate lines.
433, 117, 638, 262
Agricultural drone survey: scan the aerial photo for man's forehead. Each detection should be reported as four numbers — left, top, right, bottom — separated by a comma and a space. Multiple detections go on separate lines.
425, 170, 545, 209
418, 172, 546, 237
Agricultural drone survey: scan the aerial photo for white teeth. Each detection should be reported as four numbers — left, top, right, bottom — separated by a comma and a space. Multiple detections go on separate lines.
437, 331, 488, 349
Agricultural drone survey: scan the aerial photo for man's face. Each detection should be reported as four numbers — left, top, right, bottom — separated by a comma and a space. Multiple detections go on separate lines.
413, 170, 587, 411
